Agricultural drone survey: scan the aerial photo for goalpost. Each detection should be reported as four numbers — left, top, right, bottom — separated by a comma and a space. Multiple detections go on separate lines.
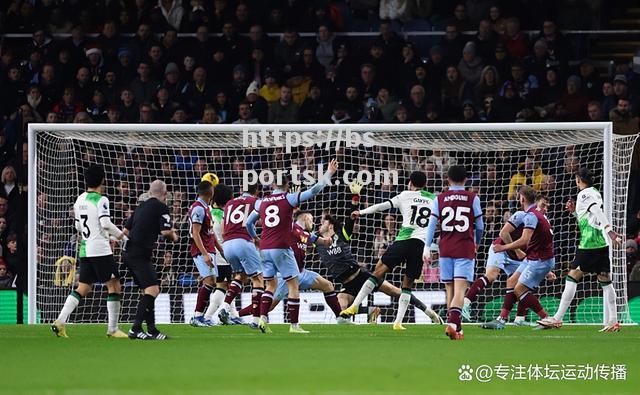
27, 122, 637, 325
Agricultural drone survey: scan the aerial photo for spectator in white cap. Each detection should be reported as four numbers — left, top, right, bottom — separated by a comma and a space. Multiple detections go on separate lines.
245, 80, 268, 123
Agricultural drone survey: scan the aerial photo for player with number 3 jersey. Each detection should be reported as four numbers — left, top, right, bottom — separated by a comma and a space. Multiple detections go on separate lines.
246, 159, 339, 334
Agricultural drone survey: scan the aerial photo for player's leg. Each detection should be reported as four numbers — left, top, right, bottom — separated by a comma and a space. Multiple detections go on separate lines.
445, 259, 473, 340
52, 257, 97, 338
539, 268, 583, 328
482, 260, 527, 329
377, 280, 441, 324
341, 259, 391, 317
392, 275, 414, 330
598, 272, 620, 331
309, 273, 342, 318
392, 241, 424, 330
464, 245, 505, 320
105, 278, 127, 337
277, 249, 307, 333
204, 279, 227, 322
191, 253, 218, 326
258, 249, 278, 333
514, 259, 555, 323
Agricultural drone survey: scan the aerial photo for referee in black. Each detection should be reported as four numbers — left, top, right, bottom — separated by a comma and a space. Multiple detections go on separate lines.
124, 180, 178, 340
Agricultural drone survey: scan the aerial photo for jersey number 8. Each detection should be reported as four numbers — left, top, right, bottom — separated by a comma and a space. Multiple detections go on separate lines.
264, 205, 280, 228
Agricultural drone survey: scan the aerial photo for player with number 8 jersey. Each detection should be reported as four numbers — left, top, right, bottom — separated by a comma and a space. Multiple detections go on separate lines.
246, 159, 339, 334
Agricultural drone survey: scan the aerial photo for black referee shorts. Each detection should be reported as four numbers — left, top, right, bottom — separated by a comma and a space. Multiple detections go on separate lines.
79, 255, 120, 284
571, 246, 611, 274
124, 253, 160, 288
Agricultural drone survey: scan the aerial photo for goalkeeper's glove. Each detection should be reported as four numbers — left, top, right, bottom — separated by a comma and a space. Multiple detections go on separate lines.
290, 184, 301, 194
349, 180, 364, 195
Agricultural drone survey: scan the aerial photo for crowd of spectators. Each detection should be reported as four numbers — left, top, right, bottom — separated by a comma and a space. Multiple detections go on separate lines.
1, 0, 640, 296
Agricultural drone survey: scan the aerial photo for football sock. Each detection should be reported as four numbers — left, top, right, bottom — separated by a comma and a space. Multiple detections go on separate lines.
600, 281, 617, 325
238, 305, 253, 317
133, 294, 155, 332
409, 294, 427, 312
224, 280, 242, 304
323, 291, 342, 317
260, 291, 274, 320
287, 298, 300, 324
350, 276, 378, 308
519, 291, 547, 319
466, 276, 488, 303
144, 296, 158, 334
195, 283, 215, 316
252, 287, 264, 320
554, 276, 577, 321
106, 293, 121, 332
448, 307, 462, 332
57, 290, 81, 324
499, 288, 516, 320
204, 288, 226, 320
394, 289, 411, 325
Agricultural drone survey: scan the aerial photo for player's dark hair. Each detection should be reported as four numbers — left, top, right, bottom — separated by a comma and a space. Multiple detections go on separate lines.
323, 214, 339, 228
575, 167, 593, 186
213, 183, 233, 207
519, 186, 536, 203
447, 165, 467, 183
409, 171, 427, 188
84, 164, 105, 188
246, 182, 260, 195
275, 174, 292, 189
197, 180, 213, 195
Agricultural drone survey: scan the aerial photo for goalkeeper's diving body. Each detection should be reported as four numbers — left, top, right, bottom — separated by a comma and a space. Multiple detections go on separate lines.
317, 180, 443, 324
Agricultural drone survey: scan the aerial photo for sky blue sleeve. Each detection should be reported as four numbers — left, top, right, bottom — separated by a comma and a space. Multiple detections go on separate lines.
523, 212, 539, 229
288, 178, 329, 206
473, 196, 484, 244
190, 205, 205, 224
431, 198, 440, 218
508, 211, 525, 227
246, 200, 261, 239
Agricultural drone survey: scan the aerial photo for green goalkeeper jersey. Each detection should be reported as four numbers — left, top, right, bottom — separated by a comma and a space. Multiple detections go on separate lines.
575, 187, 608, 249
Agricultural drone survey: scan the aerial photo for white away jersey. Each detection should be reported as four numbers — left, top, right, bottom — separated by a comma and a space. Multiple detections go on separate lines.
390, 190, 435, 241
210, 207, 228, 265
575, 187, 607, 249
74, 191, 113, 258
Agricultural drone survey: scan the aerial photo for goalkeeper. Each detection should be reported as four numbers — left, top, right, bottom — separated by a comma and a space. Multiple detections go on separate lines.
314, 181, 443, 324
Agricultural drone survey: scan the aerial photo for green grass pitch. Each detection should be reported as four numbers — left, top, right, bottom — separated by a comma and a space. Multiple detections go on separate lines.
0, 324, 638, 395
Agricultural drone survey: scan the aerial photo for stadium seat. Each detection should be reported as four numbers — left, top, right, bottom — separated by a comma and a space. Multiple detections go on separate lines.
628, 297, 640, 324
574, 296, 604, 323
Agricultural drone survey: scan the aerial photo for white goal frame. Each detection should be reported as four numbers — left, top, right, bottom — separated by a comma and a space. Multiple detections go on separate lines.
27, 122, 628, 325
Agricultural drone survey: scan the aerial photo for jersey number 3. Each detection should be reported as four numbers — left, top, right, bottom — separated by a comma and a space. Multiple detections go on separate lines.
80, 214, 90, 238
441, 206, 471, 232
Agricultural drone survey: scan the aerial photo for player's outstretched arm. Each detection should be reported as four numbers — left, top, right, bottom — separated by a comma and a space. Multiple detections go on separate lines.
288, 159, 338, 206
161, 229, 178, 243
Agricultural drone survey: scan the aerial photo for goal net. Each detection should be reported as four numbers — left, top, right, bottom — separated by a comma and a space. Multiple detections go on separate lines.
27, 123, 637, 325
